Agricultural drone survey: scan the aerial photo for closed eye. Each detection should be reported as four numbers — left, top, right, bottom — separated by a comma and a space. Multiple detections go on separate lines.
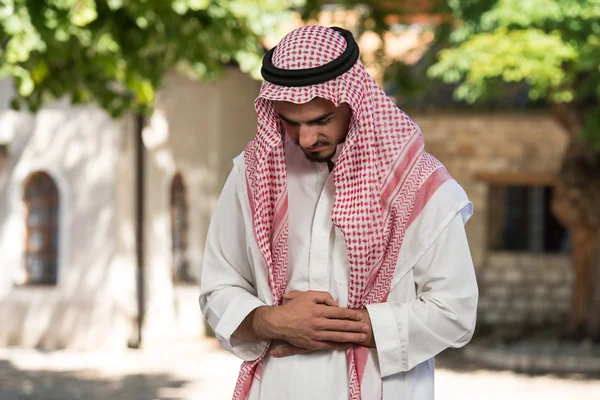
279, 116, 299, 126
278, 112, 334, 127
313, 118, 331, 126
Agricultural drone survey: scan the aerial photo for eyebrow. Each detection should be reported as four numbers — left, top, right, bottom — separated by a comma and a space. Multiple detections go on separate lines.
278, 112, 334, 125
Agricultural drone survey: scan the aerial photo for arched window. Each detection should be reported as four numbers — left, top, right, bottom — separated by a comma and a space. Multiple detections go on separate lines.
170, 173, 193, 283
23, 172, 59, 285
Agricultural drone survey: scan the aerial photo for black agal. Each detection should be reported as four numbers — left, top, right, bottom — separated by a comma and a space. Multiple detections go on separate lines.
261, 27, 360, 87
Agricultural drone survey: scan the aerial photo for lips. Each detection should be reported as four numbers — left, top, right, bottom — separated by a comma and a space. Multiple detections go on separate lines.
305, 146, 326, 153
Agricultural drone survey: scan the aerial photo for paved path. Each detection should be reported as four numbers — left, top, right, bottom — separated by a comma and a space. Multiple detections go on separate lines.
1, 339, 599, 399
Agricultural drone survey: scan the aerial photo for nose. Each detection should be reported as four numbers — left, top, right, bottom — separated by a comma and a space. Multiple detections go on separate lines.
298, 125, 319, 148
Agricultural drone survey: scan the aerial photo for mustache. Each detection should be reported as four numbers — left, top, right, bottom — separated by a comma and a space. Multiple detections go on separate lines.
302, 141, 330, 149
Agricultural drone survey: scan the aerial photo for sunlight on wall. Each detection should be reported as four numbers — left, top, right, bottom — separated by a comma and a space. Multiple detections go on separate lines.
0, 111, 22, 144
143, 109, 170, 150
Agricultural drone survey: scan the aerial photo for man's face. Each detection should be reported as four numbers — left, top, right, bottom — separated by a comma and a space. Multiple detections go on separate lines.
273, 98, 352, 163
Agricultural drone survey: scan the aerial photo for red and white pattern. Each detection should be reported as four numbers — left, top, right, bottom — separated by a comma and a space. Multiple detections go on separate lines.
236, 26, 451, 400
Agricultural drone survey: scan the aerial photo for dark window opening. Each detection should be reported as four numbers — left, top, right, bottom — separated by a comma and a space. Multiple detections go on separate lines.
171, 172, 194, 283
23, 172, 59, 285
488, 185, 569, 253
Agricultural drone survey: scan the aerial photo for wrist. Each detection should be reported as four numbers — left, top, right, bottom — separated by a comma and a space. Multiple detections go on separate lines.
252, 306, 283, 341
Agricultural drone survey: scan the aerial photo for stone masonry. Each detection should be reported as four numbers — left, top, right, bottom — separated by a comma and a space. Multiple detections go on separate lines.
477, 252, 572, 326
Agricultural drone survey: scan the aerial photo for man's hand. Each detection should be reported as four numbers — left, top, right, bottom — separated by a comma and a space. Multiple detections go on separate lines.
255, 290, 368, 353
270, 294, 376, 358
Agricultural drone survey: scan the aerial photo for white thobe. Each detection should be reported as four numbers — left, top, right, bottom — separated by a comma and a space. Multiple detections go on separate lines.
200, 136, 478, 400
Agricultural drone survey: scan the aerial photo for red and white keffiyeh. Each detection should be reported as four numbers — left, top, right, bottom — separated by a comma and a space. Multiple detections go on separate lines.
236, 25, 451, 400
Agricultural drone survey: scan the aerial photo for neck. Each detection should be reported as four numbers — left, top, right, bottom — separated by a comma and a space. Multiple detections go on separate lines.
327, 160, 334, 173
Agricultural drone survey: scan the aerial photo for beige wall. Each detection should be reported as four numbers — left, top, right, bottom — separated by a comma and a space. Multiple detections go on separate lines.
0, 86, 133, 349
127, 68, 261, 343
0, 67, 260, 349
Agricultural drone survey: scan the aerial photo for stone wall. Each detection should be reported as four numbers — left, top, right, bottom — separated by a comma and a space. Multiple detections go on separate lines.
411, 112, 571, 329
477, 252, 572, 326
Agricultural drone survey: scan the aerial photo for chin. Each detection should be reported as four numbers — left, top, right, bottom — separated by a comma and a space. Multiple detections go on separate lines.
303, 147, 336, 163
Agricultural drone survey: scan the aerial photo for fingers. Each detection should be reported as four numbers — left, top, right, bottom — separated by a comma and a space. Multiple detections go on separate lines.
308, 341, 351, 351
283, 290, 339, 307
282, 297, 292, 305
312, 331, 367, 343
321, 306, 362, 321
318, 319, 369, 334
282, 291, 304, 305
283, 291, 303, 300
309, 291, 338, 306
271, 342, 350, 358
271, 345, 312, 358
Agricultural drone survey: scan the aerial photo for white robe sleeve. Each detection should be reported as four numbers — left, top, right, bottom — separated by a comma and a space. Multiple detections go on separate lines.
199, 164, 269, 361
365, 211, 478, 377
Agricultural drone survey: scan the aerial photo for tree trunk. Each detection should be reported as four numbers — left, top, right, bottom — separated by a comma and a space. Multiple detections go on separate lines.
550, 103, 600, 340
561, 225, 597, 339
587, 230, 600, 341
128, 112, 146, 349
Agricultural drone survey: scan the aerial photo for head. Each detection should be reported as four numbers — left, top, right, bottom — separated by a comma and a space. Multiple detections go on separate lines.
273, 97, 352, 163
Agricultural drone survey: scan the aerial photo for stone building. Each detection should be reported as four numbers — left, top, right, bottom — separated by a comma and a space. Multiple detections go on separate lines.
0, 68, 261, 349
408, 105, 571, 329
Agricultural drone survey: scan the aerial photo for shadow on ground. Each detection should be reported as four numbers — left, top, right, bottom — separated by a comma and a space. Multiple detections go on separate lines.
0, 359, 189, 400
436, 347, 600, 382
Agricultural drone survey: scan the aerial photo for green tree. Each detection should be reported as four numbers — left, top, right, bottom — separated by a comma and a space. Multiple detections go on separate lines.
428, 0, 600, 340
0, 0, 298, 116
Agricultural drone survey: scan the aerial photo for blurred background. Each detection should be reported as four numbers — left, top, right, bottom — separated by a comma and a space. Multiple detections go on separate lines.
0, 0, 599, 399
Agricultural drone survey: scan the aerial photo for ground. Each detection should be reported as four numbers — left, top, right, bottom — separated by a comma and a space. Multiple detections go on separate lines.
0, 339, 599, 400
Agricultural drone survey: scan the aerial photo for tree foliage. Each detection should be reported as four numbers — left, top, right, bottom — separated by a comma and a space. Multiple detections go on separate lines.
428, 0, 600, 147
301, 0, 445, 95
0, 0, 299, 117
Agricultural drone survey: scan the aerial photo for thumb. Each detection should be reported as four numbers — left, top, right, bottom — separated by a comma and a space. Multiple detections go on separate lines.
271, 345, 312, 358
311, 292, 338, 307
283, 291, 303, 300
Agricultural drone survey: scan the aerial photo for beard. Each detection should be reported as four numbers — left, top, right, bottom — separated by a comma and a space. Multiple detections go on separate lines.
302, 145, 336, 163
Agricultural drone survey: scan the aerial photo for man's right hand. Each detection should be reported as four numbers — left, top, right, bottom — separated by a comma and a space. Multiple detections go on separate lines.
252, 290, 369, 351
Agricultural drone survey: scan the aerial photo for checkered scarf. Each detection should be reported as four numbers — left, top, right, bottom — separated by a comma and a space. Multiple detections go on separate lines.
235, 25, 451, 400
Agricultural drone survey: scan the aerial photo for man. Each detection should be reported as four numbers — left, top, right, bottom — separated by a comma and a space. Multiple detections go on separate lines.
200, 26, 478, 400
